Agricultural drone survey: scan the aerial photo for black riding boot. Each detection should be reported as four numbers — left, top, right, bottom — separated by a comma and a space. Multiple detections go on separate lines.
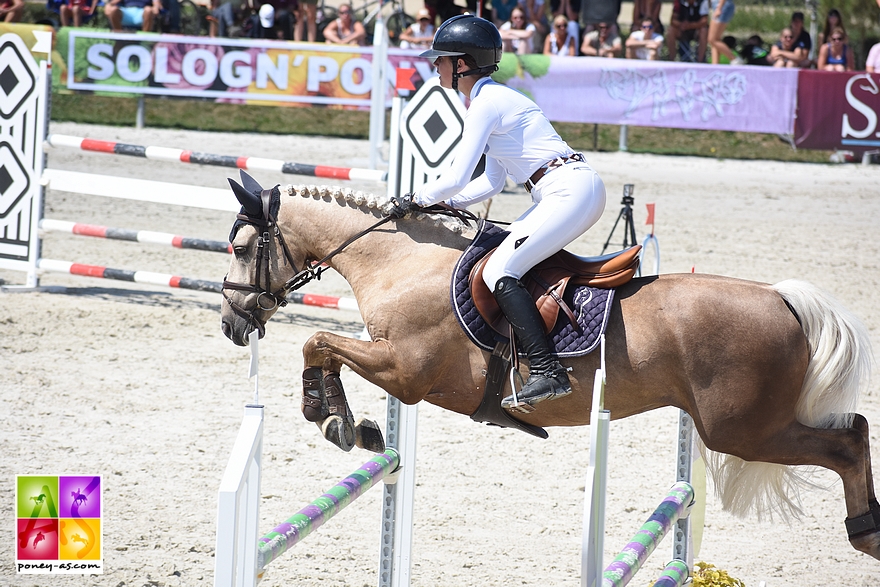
493, 276, 572, 408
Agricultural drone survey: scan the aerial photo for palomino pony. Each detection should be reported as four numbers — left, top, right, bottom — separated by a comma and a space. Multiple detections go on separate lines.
219, 176, 878, 560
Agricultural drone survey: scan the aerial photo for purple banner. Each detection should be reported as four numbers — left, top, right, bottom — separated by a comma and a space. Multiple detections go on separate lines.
496, 55, 798, 134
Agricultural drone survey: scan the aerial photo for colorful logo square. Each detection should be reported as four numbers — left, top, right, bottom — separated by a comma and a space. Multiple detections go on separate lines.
16, 517, 58, 560
16, 474, 103, 574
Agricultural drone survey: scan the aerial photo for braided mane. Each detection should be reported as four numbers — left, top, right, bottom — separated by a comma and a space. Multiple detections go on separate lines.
283, 184, 472, 235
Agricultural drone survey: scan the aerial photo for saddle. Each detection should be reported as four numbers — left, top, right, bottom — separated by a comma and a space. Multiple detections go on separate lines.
469, 245, 642, 336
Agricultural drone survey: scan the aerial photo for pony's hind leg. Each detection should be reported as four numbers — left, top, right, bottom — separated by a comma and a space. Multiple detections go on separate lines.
721, 417, 880, 560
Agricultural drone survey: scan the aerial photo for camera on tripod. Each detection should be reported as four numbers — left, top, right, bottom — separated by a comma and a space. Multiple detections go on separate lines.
621, 184, 634, 207
601, 184, 637, 254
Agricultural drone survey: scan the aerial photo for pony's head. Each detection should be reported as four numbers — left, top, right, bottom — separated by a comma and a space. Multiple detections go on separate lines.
221, 171, 306, 346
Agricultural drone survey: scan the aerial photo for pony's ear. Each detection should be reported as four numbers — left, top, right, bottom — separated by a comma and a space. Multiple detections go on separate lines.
228, 178, 262, 217
239, 170, 264, 195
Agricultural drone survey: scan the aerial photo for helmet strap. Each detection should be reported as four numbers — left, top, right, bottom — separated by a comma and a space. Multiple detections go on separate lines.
452, 58, 460, 92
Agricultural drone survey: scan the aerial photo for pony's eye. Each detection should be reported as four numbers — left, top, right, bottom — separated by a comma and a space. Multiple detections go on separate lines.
233, 245, 248, 257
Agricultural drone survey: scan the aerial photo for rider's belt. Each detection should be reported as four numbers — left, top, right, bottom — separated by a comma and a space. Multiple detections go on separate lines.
523, 152, 586, 193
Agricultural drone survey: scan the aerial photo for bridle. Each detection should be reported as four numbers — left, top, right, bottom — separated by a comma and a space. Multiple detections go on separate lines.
221, 186, 399, 337
221, 187, 301, 338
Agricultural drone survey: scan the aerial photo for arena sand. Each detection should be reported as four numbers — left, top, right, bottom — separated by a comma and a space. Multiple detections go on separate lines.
1, 122, 879, 586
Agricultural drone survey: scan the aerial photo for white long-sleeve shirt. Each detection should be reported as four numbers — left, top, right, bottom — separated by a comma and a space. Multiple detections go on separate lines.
414, 77, 573, 209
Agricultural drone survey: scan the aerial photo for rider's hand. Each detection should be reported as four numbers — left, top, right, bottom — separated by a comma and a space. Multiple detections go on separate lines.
386, 193, 421, 219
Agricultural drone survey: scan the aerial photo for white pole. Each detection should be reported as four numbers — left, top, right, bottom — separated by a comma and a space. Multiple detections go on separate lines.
582, 336, 609, 587
369, 12, 389, 170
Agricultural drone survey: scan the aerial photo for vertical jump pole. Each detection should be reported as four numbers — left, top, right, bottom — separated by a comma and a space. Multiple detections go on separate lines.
378, 396, 417, 587
28, 59, 50, 289
673, 411, 693, 568
582, 335, 610, 587
369, 11, 389, 170
215, 330, 264, 587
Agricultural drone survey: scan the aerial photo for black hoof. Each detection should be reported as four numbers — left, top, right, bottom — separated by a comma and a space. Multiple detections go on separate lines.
354, 418, 385, 453
322, 415, 356, 452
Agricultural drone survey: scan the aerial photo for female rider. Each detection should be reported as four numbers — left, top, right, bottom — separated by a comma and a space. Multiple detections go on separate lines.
391, 15, 607, 409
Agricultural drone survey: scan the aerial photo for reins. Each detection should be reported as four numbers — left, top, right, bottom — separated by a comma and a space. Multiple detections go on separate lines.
221, 190, 481, 336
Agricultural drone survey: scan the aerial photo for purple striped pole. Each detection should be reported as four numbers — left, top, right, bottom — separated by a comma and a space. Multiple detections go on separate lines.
46, 134, 387, 183
602, 482, 694, 587
40, 219, 232, 254
257, 448, 399, 569
651, 560, 689, 587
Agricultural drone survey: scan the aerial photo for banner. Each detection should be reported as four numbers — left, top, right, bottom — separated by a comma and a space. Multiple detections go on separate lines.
57, 30, 433, 108
795, 70, 880, 151
495, 54, 798, 134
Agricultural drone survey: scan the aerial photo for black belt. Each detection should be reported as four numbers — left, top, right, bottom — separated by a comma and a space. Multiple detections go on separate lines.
523, 152, 585, 193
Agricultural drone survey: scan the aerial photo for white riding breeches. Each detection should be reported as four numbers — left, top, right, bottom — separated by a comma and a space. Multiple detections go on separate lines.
481, 161, 606, 291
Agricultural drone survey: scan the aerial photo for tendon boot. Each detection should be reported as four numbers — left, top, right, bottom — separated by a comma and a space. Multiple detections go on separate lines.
493, 276, 572, 408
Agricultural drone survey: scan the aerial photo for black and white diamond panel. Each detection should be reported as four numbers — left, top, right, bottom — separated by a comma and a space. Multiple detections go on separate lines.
0, 142, 30, 216
0, 37, 35, 120
404, 83, 464, 169
399, 78, 466, 195
0, 33, 41, 268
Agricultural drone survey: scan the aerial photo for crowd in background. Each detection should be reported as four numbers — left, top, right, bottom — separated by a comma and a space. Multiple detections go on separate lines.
32, 0, 880, 71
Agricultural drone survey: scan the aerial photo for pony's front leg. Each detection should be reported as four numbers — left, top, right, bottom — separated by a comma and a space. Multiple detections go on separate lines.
302, 331, 415, 453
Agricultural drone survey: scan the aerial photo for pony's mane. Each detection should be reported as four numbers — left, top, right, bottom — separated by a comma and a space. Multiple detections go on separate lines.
283, 184, 471, 235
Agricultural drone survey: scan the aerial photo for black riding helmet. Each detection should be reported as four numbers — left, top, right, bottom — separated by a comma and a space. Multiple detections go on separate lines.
420, 14, 502, 91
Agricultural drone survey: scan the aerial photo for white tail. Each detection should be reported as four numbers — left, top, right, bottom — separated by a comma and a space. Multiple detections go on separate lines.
702, 279, 872, 520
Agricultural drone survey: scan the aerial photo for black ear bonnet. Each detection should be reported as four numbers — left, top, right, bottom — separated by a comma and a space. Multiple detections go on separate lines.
227, 170, 281, 243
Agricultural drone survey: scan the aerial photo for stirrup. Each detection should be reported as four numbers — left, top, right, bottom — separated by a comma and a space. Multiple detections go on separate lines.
501, 368, 572, 410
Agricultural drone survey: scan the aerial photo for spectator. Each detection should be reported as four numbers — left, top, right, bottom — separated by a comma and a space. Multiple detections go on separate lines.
818, 8, 845, 46
708, 0, 738, 64
424, 0, 460, 25
60, 0, 98, 27
817, 26, 854, 71
739, 34, 770, 65
789, 11, 811, 65
631, 0, 661, 33
867, 39, 880, 73
294, 0, 318, 42
400, 8, 435, 50
550, 0, 580, 44
544, 15, 577, 55
665, 0, 708, 62
580, 0, 621, 40
210, 0, 242, 37
626, 17, 663, 60
323, 3, 366, 45
524, 0, 549, 38
0, 0, 23, 22
580, 20, 622, 57
248, 1, 294, 39
768, 28, 804, 68
492, 0, 519, 28
105, 0, 161, 32
500, 6, 537, 54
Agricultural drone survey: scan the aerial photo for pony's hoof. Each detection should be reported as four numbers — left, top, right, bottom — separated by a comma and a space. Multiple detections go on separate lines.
354, 418, 385, 453
850, 530, 880, 560
322, 415, 356, 452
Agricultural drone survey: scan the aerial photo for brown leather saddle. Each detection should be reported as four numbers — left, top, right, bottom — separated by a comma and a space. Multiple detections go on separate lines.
469, 245, 642, 336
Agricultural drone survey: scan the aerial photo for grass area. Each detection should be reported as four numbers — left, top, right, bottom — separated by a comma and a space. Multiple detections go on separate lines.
52, 94, 833, 163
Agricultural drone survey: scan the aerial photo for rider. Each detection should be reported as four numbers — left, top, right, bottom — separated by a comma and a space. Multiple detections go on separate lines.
390, 14, 607, 409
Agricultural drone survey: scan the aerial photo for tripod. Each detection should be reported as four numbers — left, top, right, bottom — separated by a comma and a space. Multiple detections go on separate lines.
600, 184, 638, 255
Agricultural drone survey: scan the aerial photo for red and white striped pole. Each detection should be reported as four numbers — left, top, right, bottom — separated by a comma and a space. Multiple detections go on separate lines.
46, 135, 387, 183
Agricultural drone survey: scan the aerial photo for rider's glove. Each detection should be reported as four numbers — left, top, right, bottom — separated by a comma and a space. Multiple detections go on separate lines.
386, 193, 421, 219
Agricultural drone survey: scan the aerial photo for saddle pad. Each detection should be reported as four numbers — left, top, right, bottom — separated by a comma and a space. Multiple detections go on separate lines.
451, 220, 615, 358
